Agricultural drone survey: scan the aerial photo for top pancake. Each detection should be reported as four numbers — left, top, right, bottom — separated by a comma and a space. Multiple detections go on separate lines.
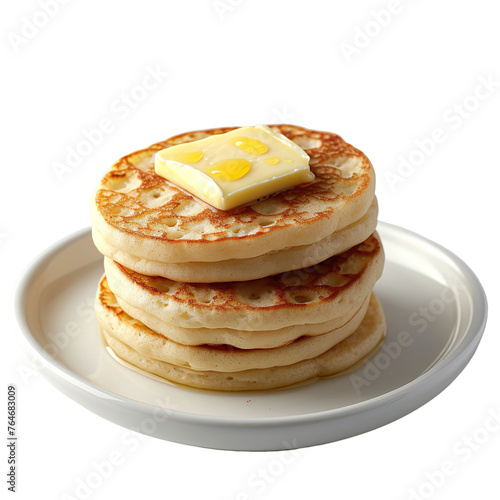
90, 125, 375, 263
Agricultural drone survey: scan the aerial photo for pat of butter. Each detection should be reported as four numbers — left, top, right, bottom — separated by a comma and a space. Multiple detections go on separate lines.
154, 125, 314, 210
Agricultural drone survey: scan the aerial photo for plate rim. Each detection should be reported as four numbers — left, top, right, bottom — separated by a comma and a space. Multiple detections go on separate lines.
13, 221, 488, 429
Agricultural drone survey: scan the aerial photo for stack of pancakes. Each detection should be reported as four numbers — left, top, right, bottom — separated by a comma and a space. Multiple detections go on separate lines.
91, 125, 386, 391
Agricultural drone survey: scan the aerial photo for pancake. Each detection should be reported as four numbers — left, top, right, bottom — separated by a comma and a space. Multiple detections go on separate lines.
90, 125, 375, 265
100, 293, 386, 391
103, 232, 384, 331
92, 198, 378, 282
96, 276, 371, 371
115, 292, 371, 349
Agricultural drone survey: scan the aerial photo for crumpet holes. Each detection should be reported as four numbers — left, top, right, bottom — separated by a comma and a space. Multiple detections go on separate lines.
140, 190, 173, 208
108, 195, 122, 204
294, 293, 316, 304
236, 287, 266, 305
162, 218, 178, 227
240, 291, 262, 302
108, 206, 134, 217
319, 273, 351, 287
253, 199, 284, 215
231, 226, 249, 235
106, 171, 142, 193
257, 218, 274, 227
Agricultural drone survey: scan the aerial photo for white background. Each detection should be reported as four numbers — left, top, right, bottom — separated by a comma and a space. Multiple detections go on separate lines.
2, 0, 499, 498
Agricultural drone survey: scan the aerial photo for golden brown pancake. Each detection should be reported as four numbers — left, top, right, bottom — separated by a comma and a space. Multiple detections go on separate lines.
115, 292, 371, 349
90, 125, 375, 268
92, 198, 378, 282
96, 276, 372, 372
103, 233, 384, 332
99, 292, 386, 391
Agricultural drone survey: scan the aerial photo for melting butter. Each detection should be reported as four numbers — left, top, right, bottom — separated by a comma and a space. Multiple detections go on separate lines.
207, 159, 252, 181
154, 125, 314, 210
233, 136, 269, 155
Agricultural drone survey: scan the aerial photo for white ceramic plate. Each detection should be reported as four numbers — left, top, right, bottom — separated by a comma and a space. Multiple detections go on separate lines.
14, 222, 487, 451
